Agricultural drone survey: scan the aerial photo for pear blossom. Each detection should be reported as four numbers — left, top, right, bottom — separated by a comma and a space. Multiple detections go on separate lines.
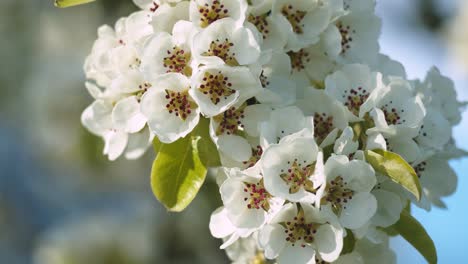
297, 88, 349, 147
209, 206, 254, 249
189, 64, 262, 117
246, 2, 288, 51
325, 64, 383, 121
332, 0, 381, 64
140, 73, 200, 143
142, 21, 198, 78
192, 18, 261, 66
259, 203, 343, 263
210, 104, 271, 164
259, 106, 314, 148
220, 166, 284, 229
150, 1, 190, 33
413, 155, 458, 209
81, 99, 152, 160
255, 52, 296, 106
318, 155, 377, 229
189, 0, 248, 28
366, 77, 426, 138
79, 0, 467, 261
420, 67, 464, 125
272, 0, 340, 51
260, 133, 325, 202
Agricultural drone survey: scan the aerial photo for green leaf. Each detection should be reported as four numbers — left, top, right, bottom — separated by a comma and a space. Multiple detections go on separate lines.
365, 149, 421, 201
54, 0, 95, 8
192, 117, 221, 167
393, 210, 437, 264
342, 230, 356, 254
151, 133, 207, 212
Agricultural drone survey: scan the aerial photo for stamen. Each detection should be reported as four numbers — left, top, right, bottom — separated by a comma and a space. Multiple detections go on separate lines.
197, 71, 235, 105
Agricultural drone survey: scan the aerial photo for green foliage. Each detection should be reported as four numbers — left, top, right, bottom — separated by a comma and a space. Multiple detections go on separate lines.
342, 230, 356, 254
54, 0, 96, 8
150, 118, 220, 212
365, 149, 422, 201
392, 210, 437, 264
193, 117, 221, 167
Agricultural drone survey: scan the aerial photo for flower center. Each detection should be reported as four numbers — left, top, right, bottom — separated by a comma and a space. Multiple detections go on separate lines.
281, 5, 306, 34
343, 86, 369, 116
323, 176, 354, 214
243, 145, 263, 168
198, 1, 229, 28
163, 46, 192, 76
243, 179, 272, 211
413, 161, 427, 179
381, 102, 406, 125
314, 113, 335, 144
213, 106, 244, 135
248, 13, 270, 39
135, 82, 152, 101
282, 208, 318, 247
198, 71, 235, 105
259, 71, 270, 88
129, 58, 142, 70
288, 49, 310, 73
280, 159, 316, 194
202, 38, 238, 66
337, 22, 355, 54
164, 90, 195, 121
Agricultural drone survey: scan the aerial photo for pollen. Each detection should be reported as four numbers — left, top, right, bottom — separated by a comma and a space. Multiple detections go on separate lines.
281, 5, 307, 34
213, 106, 245, 135
163, 46, 192, 76
243, 145, 263, 168
343, 86, 369, 116
336, 22, 356, 54
314, 113, 335, 144
248, 13, 270, 39
198, 1, 229, 28
414, 161, 427, 179
280, 159, 316, 194
243, 179, 272, 211
382, 102, 406, 125
202, 38, 238, 66
259, 71, 270, 88
164, 90, 195, 121
337, 22, 356, 54
322, 176, 354, 214
287, 49, 310, 72
282, 208, 318, 247
198, 71, 236, 105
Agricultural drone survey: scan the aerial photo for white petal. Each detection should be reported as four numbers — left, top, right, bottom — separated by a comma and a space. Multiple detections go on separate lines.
243, 104, 272, 137
278, 244, 315, 264
103, 130, 128, 161
209, 207, 235, 239
370, 189, 404, 228
112, 96, 147, 133
259, 224, 287, 260
85, 82, 102, 99
124, 127, 152, 159
315, 224, 343, 262
340, 192, 377, 229
81, 100, 113, 136
218, 135, 253, 162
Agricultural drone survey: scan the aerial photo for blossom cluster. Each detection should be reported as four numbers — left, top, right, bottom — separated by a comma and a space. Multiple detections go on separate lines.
81, 0, 465, 263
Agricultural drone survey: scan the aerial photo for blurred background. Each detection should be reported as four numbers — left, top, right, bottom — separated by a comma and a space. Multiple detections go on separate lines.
0, 0, 466, 263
